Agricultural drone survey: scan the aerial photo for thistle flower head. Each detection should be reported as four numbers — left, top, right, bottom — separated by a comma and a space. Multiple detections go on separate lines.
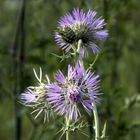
21, 68, 51, 121
46, 63, 101, 121
55, 8, 108, 57
21, 68, 46, 105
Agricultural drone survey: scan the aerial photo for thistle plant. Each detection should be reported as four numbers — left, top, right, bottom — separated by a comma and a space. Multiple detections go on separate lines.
21, 8, 108, 140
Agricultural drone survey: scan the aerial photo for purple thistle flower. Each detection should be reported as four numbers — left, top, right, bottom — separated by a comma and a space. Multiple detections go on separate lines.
21, 68, 48, 105
46, 63, 101, 121
20, 69, 52, 121
21, 84, 53, 120
55, 8, 108, 57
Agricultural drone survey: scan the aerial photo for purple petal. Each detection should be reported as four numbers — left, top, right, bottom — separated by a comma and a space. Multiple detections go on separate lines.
55, 70, 66, 84
46, 84, 63, 93
95, 30, 108, 41
89, 43, 101, 54
75, 62, 84, 80
68, 65, 75, 80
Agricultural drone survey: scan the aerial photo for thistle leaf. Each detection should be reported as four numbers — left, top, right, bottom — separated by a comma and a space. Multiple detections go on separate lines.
33, 68, 41, 83
100, 121, 109, 140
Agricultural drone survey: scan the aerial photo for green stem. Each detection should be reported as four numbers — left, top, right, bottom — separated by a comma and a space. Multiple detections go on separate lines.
93, 103, 100, 140
89, 54, 99, 70
66, 117, 70, 140
77, 39, 82, 53
76, 39, 84, 66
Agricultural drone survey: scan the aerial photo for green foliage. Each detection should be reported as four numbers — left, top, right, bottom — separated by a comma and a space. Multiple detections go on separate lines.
0, 0, 140, 140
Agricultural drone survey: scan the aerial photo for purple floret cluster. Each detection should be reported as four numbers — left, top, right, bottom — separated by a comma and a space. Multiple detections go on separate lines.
46, 63, 100, 121
55, 8, 108, 57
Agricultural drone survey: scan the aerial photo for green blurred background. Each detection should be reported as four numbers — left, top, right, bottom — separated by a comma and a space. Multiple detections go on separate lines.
0, 0, 140, 140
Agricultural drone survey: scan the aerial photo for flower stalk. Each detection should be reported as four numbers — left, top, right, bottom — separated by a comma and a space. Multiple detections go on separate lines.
77, 39, 82, 53
93, 103, 100, 140
66, 117, 70, 140
89, 54, 99, 70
